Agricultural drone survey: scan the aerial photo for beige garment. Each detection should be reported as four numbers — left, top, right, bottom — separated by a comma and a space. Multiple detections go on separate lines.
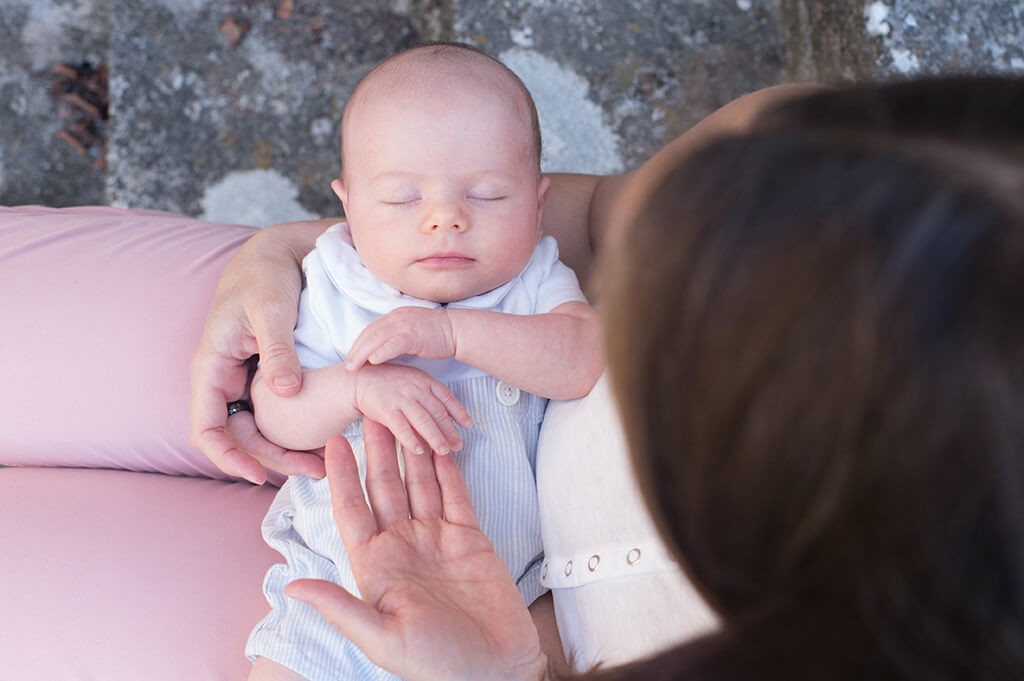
536, 373, 718, 669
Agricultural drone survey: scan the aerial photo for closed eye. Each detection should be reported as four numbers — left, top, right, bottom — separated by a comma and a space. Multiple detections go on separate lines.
468, 195, 507, 203
380, 198, 421, 206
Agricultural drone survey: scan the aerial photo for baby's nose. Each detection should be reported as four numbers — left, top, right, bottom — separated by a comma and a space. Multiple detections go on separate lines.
422, 205, 469, 233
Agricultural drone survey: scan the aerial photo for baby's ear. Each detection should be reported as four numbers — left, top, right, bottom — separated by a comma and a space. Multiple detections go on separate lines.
331, 178, 348, 210
536, 176, 551, 236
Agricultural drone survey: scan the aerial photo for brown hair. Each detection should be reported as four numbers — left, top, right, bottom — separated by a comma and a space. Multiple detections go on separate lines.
590, 79, 1024, 680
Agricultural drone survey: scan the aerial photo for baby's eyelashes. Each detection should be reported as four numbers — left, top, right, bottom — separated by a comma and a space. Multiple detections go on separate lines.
379, 197, 422, 207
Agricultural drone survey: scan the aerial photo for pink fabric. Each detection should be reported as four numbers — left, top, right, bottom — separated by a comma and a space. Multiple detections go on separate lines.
0, 466, 278, 680
0, 205, 256, 479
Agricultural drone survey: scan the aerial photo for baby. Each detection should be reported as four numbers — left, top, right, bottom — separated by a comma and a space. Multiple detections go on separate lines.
244, 42, 603, 681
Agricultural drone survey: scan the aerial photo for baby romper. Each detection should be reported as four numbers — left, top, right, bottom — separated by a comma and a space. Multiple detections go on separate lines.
246, 223, 587, 681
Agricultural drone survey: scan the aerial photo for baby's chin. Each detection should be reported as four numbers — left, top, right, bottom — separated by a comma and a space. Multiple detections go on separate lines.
400, 281, 500, 305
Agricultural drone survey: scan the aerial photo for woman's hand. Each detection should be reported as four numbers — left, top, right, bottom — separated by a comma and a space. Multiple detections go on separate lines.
285, 420, 548, 681
189, 219, 333, 484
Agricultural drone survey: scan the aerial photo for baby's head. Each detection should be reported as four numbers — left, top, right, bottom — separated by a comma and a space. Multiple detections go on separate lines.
332, 42, 548, 304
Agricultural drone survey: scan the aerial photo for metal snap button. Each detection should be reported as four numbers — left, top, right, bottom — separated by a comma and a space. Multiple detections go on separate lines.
627, 548, 642, 565
588, 554, 600, 571
564, 560, 573, 576
496, 381, 521, 406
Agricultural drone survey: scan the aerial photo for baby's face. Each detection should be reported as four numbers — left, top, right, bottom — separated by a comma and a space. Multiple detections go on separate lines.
334, 76, 547, 304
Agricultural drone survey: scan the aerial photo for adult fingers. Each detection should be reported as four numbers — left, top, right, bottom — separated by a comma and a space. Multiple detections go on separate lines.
434, 451, 481, 530
227, 414, 326, 479
363, 419, 410, 530
284, 579, 390, 661
271, 450, 327, 479
249, 305, 303, 397
326, 435, 378, 548
401, 442, 443, 519
189, 354, 266, 484
195, 427, 267, 485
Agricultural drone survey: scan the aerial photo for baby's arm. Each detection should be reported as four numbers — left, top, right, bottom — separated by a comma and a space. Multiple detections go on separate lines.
251, 362, 357, 452
449, 302, 602, 399
252, 362, 472, 454
346, 302, 603, 400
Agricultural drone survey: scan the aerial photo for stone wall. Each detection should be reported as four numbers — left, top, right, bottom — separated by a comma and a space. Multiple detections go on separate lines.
1, 0, 1022, 222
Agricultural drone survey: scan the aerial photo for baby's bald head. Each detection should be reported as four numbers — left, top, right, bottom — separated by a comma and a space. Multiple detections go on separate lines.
340, 42, 542, 181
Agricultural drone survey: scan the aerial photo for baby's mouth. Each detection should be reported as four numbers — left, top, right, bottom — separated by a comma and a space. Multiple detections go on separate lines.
416, 253, 475, 267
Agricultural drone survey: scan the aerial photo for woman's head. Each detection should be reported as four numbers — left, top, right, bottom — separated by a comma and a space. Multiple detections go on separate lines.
753, 76, 1024, 156
602, 85, 1024, 677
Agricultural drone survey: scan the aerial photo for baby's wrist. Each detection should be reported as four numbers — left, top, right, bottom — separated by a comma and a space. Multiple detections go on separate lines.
345, 362, 364, 414
442, 308, 460, 360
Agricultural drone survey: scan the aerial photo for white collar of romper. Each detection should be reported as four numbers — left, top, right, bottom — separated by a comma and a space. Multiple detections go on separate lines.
313, 222, 543, 316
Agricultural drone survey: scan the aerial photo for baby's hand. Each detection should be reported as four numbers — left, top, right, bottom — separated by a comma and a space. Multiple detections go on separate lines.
353, 363, 472, 455
346, 307, 455, 371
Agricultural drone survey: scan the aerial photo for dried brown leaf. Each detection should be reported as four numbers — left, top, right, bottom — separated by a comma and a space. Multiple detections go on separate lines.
275, 0, 295, 19
219, 13, 251, 48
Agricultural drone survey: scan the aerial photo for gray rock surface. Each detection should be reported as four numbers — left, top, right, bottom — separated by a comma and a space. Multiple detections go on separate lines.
777, 0, 1024, 82
0, 0, 109, 206
2, 0, 1023, 224
107, 0, 421, 224
456, 0, 786, 173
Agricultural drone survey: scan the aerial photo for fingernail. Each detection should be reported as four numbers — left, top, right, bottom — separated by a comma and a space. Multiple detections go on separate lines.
415, 445, 425, 454
273, 371, 300, 389
438, 445, 450, 455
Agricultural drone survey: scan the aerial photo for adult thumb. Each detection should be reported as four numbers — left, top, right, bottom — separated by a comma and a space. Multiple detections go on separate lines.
256, 335, 302, 397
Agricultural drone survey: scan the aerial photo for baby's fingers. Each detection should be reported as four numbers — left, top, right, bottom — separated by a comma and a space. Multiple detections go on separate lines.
380, 413, 430, 457
345, 335, 377, 372
402, 403, 458, 455
421, 395, 465, 454
430, 382, 473, 429
347, 335, 407, 371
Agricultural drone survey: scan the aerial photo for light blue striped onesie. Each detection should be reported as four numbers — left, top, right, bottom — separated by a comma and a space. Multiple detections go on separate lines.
246, 223, 587, 681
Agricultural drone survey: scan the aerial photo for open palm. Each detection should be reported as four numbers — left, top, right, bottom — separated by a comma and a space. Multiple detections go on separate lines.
285, 420, 547, 681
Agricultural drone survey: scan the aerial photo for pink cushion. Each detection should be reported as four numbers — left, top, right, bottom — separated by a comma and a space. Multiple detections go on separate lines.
0, 205, 256, 479
0, 466, 278, 680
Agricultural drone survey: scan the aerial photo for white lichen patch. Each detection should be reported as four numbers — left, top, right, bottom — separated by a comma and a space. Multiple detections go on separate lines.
201, 169, 319, 229
865, 0, 1024, 75
890, 48, 920, 74
865, 1, 892, 37
499, 48, 623, 175
510, 26, 535, 48
311, 117, 335, 141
